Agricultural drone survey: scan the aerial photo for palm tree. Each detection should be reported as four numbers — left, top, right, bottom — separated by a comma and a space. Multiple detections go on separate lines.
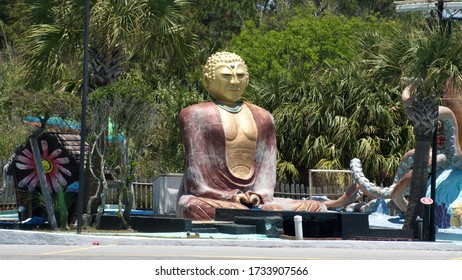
401, 25, 462, 231
366, 22, 462, 231
19, 0, 197, 91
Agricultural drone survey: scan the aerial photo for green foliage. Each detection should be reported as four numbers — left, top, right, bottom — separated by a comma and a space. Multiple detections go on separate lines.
0, 2, 82, 133
229, 8, 398, 82
261, 63, 413, 185
18, 0, 198, 91
188, 0, 264, 51
0, 42, 80, 127
277, 157, 300, 183
89, 74, 160, 171
138, 82, 209, 176
56, 189, 68, 229
0, 0, 27, 48
88, 74, 160, 220
0, 121, 31, 159
405, 25, 462, 95
184, 0, 280, 84
189, 0, 257, 40
311, 0, 396, 17
364, 21, 462, 96
18, 0, 84, 89
87, 73, 206, 177
0, 40, 48, 157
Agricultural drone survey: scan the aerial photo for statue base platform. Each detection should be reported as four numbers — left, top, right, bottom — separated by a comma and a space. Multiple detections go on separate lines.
214, 208, 414, 240
98, 214, 193, 232
0, 222, 50, 230
96, 209, 414, 240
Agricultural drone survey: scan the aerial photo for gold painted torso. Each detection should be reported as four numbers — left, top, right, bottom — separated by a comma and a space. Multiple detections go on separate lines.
218, 104, 257, 179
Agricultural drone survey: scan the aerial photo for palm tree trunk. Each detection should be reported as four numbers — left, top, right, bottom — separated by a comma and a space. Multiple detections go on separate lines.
403, 137, 430, 231
403, 93, 438, 234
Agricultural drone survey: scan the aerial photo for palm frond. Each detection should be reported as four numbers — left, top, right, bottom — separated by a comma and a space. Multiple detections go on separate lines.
276, 159, 300, 183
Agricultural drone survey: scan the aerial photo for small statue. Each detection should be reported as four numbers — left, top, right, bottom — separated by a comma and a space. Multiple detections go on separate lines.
176, 51, 329, 220
450, 201, 462, 229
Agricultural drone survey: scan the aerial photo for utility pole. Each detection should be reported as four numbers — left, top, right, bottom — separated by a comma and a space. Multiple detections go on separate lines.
77, 0, 90, 234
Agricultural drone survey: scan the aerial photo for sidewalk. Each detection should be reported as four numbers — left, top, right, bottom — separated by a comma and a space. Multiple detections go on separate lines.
1, 209, 461, 250
1, 228, 462, 252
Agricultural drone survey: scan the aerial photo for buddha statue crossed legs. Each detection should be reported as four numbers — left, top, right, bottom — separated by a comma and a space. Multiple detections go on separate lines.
176, 51, 328, 220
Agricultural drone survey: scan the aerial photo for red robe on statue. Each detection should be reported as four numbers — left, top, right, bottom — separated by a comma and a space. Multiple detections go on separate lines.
177, 101, 327, 220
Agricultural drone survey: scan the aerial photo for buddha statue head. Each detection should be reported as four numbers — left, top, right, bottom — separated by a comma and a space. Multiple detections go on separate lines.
203, 52, 249, 106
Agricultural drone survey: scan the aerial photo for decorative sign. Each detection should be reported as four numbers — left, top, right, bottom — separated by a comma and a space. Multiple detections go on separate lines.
420, 197, 434, 205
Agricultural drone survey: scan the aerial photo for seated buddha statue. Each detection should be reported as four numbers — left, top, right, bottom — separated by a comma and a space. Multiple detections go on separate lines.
176, 51, 329, 220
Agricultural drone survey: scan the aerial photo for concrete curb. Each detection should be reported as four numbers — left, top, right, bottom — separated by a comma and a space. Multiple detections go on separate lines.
1, 229, 462, 251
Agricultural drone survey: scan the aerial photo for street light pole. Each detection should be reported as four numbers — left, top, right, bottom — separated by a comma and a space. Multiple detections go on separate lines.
77, 0, 90, 234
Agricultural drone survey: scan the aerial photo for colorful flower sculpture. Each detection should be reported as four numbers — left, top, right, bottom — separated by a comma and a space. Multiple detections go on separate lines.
15, 140, 71, 192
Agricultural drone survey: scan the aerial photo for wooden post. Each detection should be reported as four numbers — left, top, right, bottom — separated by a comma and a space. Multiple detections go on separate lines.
30, 137, 58, 230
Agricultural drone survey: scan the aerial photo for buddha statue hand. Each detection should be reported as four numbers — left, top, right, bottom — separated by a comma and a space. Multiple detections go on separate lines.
235, 191, 262, 208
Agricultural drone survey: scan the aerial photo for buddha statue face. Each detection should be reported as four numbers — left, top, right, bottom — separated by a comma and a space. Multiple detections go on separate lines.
203, 52, 249, 105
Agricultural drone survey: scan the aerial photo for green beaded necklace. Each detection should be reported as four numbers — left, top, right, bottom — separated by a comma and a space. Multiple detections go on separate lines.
214, 100, 244, 113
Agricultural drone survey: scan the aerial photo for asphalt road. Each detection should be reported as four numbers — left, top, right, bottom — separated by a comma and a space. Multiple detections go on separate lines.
0, 244, 461, 260
1, 230, 461, 280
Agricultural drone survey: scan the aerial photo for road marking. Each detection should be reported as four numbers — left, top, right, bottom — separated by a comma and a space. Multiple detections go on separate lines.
169, 255, 330, 260
39, 244, 117, 256
36, 248, 329, 259
38, 252, 330, 260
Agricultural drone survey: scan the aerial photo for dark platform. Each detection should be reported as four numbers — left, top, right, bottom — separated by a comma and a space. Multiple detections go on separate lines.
233, 216, 284, 238
99, 215, 193, 232
98, 215, 125, 230
216, 223, 257, 234
131, 216, 192, 232
1, 209, 412, 240
215, 208, 414, 240
0, 222, 50, 230
191, 222, 220, 233
96, 209, 413, 240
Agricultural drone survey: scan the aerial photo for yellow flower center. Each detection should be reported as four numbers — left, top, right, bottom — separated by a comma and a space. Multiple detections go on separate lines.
41, 159, 53, 173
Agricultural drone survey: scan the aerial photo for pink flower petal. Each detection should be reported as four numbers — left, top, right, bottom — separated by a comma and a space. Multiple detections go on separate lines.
47, 149, 63, 160
15, 163, 35, 170
45, 175, 52, 191
15, 155, 34, 165
55, 164, 72, 176
48, 174, 62, 192
54, 157, 70, 164
18, 173, 36, 188
29, 177, 39, 190
40, 140, 49, 157
50, 168, 67, 188
23, 149, 33, 159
